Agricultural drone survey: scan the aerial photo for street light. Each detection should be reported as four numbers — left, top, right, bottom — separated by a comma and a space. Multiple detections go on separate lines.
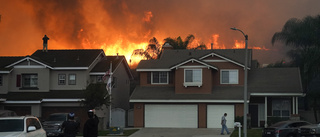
231, 27, 248, 137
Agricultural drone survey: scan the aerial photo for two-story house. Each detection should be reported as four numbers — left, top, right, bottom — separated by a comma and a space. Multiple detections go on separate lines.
0, 49, 133, 128
130, 49, 304, 128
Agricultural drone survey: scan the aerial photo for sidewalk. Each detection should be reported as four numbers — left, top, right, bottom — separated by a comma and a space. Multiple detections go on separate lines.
76, 128, 234, 137
129, 128, 233, 137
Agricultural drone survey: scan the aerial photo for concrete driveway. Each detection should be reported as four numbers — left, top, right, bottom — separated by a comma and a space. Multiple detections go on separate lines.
129, 128, 234, 137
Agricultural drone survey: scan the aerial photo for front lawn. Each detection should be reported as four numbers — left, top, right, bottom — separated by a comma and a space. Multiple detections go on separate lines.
230, 128, 263, 137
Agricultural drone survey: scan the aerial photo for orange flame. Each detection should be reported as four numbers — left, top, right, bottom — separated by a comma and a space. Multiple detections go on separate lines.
233, 40, 270, 50
211, 34, 226, 49
143, 11, 153, 22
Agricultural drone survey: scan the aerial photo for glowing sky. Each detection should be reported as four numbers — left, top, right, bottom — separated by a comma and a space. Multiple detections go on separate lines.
0, 0, 319, 66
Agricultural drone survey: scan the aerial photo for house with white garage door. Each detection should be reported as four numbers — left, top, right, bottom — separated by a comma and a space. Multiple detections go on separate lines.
0, 49, 133, 129
130, 48, 304, 128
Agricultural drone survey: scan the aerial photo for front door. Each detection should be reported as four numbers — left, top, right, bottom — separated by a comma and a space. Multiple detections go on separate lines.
249, 105, 258, 127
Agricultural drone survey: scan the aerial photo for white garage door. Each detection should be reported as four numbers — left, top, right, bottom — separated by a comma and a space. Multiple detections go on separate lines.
207, 105, 234, 128
145, 104, 198, 128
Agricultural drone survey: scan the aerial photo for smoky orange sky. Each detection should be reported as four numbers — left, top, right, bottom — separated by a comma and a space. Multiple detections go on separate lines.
0, 0, 319, 66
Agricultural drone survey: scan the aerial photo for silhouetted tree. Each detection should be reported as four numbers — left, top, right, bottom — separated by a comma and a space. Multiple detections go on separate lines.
82, 83, 110, 109
164, 34, 195, 49
272, 15, 320, 122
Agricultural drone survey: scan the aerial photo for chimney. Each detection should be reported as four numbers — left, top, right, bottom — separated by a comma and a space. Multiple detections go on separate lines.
162, 43, 173, 50
116, 53, 119, 59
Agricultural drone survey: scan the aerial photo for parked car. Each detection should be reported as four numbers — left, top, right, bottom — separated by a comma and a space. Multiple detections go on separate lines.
0, 115, 47, 137
298, 123, 320, 137
42, 113, 68, 137
0, 110, 17, 117
262, 120, 311, 137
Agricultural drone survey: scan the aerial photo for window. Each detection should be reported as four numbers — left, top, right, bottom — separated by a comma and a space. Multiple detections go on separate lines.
0, 75, 2, 86
184, 69, 202, 87
58, 74, 66, 85
272, 100, 291, 117
22, 74, 38, 88
97, 76, 103, 83
69, 74, 76, 85
26, 118, 41, 130
151, 72, 168, 84
221, 70, 238, 84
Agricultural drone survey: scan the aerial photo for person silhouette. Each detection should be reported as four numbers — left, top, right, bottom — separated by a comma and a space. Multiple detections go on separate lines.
42, 35, 49, 52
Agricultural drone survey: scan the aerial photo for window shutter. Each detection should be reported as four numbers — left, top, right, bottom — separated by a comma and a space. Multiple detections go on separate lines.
169, 72, 174, 84
147, 72, 151, 84
16, 75, 21, 87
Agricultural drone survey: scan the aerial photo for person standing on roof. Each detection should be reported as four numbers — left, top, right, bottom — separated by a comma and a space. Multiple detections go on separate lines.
42, 35, 49, 52
83, 109, 99, 137
61, 112, 80, 137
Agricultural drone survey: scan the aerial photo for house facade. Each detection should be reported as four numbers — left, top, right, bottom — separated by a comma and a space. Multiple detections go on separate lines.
0, 49, 133, 128
130, 49, 304, 128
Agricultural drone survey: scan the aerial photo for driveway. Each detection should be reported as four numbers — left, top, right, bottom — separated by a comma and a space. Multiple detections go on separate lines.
129, 128, 234, 137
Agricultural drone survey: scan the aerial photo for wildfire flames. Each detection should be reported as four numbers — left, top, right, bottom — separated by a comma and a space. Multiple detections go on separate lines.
0, 0, 271, 68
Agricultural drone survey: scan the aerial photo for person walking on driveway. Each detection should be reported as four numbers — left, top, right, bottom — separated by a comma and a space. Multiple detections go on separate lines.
221, 113, 230, 135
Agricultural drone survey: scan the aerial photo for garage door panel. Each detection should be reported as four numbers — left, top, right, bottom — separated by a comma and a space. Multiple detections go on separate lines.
145, 104, 198, 128
207, 105, 234, 128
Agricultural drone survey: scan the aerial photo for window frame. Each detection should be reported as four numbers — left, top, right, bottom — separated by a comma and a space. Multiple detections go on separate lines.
151, 72, 169, 84
21, 73, 38, 89
68, 74, 76, 85
58, 74, 66, 85
96, 75, 103, 83
183, 69, 202, 87
272, 99, 291, 117
220, 69, 239, 84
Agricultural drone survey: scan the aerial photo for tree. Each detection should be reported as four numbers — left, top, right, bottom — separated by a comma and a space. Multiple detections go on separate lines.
163, 34, 195, 49
82, 83, 110, 109
272, 15, 320, 122
131, 37, 161, 60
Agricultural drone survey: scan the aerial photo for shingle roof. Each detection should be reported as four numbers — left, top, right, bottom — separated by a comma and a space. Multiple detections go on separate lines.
1, 90, 85, 101
248, 67, 303, 93
31, 49, 104, 67
91, 56, 124, 72
0, 56, 25, 71
130, 85, 245, 101
137, 49, 252, 69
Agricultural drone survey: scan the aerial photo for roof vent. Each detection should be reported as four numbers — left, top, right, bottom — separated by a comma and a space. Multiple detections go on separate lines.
189, 52, 192, 56
77, 56, 80, 61
53, 58, 56, 62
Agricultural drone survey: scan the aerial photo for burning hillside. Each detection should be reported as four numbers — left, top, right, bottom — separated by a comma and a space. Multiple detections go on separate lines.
1, 0, 316, 66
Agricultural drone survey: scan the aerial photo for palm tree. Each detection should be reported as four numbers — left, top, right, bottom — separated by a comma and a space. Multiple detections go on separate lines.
164, 34, 195, 49
272, 15, 320, 122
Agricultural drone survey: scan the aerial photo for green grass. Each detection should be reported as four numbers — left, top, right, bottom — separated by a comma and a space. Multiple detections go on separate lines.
230, 128, 263, 137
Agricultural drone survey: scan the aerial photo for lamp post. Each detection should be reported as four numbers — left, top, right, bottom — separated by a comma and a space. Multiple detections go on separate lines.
231, 27, 248, 137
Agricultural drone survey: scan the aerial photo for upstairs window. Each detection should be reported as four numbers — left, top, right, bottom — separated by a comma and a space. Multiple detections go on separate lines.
58, 74, 66, 85
221, 70, 238, 84
184, 69, 202, 87
151, 72, 168, 84
69, 74, 76, 85
22, 74, 38, 88
0, 75, 2, 86
96, 76, 103, 83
